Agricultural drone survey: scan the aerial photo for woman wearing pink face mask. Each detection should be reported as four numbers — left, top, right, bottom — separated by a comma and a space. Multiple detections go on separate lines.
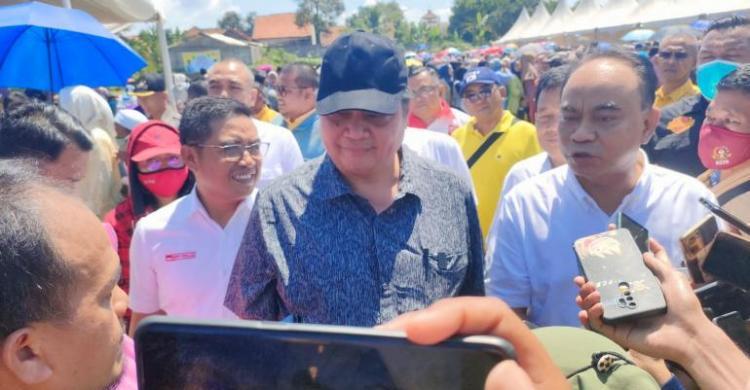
697, 64, 750, 225
104, 120, 193, 330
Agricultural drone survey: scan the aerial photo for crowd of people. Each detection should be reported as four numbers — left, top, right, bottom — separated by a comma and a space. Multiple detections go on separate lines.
0, 12, 750, 390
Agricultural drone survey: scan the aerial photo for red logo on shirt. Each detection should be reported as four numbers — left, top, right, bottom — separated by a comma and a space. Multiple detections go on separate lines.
165, 251, 197, 262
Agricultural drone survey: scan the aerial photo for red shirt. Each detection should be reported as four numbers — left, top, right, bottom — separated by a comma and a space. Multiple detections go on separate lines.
407, 99, 456, 130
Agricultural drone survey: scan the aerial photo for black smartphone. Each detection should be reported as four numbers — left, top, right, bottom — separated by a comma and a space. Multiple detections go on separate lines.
694, 281, 750, 319
680, 215, 719, 284
702, 231, 750, 290
135, 316, 515, 390
574, 229, 666, 324
699, 197, 750, 235
712, 311, 750, 354
617, 212, 649, 253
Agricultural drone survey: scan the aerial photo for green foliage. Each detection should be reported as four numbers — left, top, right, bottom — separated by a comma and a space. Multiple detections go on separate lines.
218, 11, 242, 31
449, 0, 537, 44
125, 26, 184, 74
254, 47, 321, 68
245, 12, 257, 36
346, 1, 405, 40
295, 0, 345, 47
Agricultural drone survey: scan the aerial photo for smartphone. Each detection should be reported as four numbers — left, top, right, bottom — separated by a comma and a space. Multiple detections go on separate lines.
680, 215, 719, 284
702, 231, 750, 290
712, 311, 750, 354
694, 281, 750, 319
699, 197, 750, 235
617, 212, 649, 253
135, 316, 515, 390
574, 229, 666, 324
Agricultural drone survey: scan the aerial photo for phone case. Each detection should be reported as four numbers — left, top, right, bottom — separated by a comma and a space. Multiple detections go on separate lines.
703, 231, 750, 290
575, 229, 666, 324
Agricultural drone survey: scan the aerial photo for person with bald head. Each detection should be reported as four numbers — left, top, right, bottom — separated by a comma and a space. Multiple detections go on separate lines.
653, 33, 700, 109
206, 59, 303, 188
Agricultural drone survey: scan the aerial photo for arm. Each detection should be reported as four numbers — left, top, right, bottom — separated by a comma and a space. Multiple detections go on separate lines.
576, 239, 750, 390
127, 222, 162, 331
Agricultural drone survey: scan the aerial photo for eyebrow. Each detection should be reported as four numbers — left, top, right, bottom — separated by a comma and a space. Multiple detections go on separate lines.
593, 102, 621, 111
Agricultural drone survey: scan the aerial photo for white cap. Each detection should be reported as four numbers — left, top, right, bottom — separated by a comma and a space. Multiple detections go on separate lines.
114, 109, 148, 132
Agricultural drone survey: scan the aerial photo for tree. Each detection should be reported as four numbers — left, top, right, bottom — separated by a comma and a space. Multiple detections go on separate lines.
449, 0, 537, 44
295, 0, 345, 46
244, 12, 257, 36
346, 1, 405, 40
126, 26, 184, 74
218, 11, 243, 31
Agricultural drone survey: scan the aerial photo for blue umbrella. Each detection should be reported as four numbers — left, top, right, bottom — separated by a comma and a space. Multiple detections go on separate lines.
621, 28, 655, 42
0, 1, 146, 92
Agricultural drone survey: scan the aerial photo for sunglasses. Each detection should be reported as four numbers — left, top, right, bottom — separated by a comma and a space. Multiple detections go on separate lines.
138, 155, 185, 173
658, 51, 689, 60
462, 87, 495, 103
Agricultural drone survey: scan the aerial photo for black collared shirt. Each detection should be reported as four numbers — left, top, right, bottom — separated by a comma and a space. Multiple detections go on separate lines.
645, 95, 708, 177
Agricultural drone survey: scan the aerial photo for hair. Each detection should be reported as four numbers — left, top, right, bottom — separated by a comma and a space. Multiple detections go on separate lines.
2, 90, 29, 113
408, 66, 440, 80
179, 96, 254, 145
706, 15, 750, 34
717, 64, 750, 95
187, 80, 208, 101
281, 63, 319, 89
0, 102, 93, 161
565, 50, 658, 109
536, 65, 572, 103
0, 161, 77, 339
659, 33, 699, 57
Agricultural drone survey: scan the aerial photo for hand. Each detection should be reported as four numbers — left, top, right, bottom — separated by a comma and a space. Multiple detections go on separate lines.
380, 297, 569, 390
575, 239, 707, 363
628, 350, 672, 386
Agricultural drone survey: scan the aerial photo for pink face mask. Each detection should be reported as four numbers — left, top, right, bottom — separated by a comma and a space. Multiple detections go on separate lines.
137, 167, 188, 198
698, 124, 750, 170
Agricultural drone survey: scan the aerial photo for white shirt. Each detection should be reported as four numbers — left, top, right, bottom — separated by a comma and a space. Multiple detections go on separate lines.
501, 152, 553, 200
426, 108, 471, 134
402, 127, 476, 202
485, 162, 717, 327
129, 188, 258, 320
254, 119, 304, 188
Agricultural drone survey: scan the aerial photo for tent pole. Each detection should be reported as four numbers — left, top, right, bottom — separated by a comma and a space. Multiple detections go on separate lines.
61, 0, 71, 8
156, 13, 175, 109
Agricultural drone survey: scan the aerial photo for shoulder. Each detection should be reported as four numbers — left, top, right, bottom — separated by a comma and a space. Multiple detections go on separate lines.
508, 153, 549, 176
659, 95, 704, 124
646, 164, 711, 194
253, 119, 294, 141
505, 165, 567, 206
507, 117, 536, 135
259, 157, 325, 200
407, 150, 472, 195
134, 194, 192, 232
451, 108, 471, 122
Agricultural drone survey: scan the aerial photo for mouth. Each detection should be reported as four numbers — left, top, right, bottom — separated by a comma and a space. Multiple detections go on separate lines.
231, 169, 257, 184
570, 151, 597, 161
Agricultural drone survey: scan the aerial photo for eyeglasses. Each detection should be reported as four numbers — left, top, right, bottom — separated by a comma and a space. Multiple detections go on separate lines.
192, 142, 269, 161
277, 86, 307, 97
462, 87, 494, 103
137, 155, 185, 173
407, 85, 439, 98
658, 51, 689, 60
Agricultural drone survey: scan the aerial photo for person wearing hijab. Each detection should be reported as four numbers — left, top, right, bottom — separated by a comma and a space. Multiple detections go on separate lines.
59, 85, 122, 217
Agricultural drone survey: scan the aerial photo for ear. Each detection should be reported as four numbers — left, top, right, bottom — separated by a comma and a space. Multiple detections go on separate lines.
438, 83, 447, 98
181, 144, 200, 171
304, 88, 316, 102
498, 85, 507, 98
248, 87, 259, 108
640, 107, 660, 145
2, 328, 53, 385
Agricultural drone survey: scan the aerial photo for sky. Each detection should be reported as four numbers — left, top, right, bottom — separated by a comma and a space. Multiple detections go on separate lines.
151, 0, 456, 31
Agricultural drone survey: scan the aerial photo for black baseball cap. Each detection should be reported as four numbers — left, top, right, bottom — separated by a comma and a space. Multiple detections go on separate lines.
316, 31, 407, 115
132, 73, 165, 97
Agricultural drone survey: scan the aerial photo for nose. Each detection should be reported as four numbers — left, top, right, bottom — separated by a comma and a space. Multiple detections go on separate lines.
237, 148, 259, 167
112, 285, 129, 319
569, 123, 597, 143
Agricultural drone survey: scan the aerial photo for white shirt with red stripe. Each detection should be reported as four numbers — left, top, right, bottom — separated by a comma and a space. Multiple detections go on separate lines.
129, 187, 257, 320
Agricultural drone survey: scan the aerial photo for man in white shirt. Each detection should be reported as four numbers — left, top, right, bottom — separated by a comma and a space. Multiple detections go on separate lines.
402, 127, 474, 197
485, 50, 717, 327
206, 59, 304, 188
128, 97, 264, 333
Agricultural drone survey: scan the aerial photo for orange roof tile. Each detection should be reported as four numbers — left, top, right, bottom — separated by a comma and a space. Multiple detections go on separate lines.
252, 13, 312, 41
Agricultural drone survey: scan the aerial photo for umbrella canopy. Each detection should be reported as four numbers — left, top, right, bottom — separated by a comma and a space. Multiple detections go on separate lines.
621, 28, 656, 42
0, 1, 146, 92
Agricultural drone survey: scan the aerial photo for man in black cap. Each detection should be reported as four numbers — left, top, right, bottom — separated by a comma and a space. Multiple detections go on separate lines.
132, 73, 181, 128
225, 31, 484, 326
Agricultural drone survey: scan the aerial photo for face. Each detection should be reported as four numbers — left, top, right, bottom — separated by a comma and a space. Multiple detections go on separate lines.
277, 70, 315, 120
6, 189, 128, 390
207, 62, 258, 108
698, 26, 750, 65
135, 153, 184, 173
705, 89, 750, 133
40, 144, 89, 188
559, 59, 659, 183
654, 38, 697, 85
136, 92, 167, 119
320, 106, 406, 180
407, 72, 443, 120
183, 115, 262, 204
535, 87, 562, 159
462, 83, 505, 121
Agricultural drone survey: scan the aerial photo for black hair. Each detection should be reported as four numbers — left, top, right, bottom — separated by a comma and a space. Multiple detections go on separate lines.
536, 65, 572, 104
281, 63, 319, 89
179, 96, 253, 145
408, 66, 439, 79
0, 102, 93, 161
707, 15, 750, 34
187, 80, 208, 101
2, 90, 29, 112
717, 64, 750, 95
565, 50, 658, 109
0, 161, 76, 339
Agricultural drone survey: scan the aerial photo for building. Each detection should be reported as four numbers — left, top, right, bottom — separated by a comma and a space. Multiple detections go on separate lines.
252, 12, 342, 57
168, 28, 263, 74
420, 10, 441, 28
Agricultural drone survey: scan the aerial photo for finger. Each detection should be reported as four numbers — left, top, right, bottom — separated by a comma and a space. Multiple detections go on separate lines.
484, 360, 536, 390
573, 275, 586, 288
643, 251, 672, 283
577, 290, 602, 311
377, 310, 422, 331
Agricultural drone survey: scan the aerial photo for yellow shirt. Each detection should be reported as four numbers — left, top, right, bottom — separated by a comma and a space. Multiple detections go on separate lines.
452, 112, 542, 238
285, 109, 316, 131
256, 104, 282, 124
654, 79, 700, 109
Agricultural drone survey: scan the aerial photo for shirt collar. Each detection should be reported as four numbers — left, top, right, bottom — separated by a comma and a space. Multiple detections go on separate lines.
467, 111, 512, 136
286, 109, 317, 131
179, 186, 258, 226
655, 79, 698, 103
407, 99, 455, 129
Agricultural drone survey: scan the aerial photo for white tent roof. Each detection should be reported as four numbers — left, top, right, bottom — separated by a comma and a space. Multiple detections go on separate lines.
563, 0, 603, 37
512, 2, 551, 42
0, 0, 158, 24
498, 7, 530, 43
533, 0, 575, 39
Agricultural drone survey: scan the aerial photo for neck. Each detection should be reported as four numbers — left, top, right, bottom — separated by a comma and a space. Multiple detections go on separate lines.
721, 158, 750, 179
548, 152, 566, 168
155, 195, 177, 208
576, 153, 645, 215
662, 78, 688, 95
287, 106, 314, 124
475, 111, 504, 136
195, 187, 244, 228
346, 154, 400, 214
415, 104, 442, 125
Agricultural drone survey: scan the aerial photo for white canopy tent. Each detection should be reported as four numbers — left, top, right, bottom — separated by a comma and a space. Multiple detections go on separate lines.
498, 7, 530, 43
0, 0, 175, 104
499, 2, 550, 43
532, 0, 575, 40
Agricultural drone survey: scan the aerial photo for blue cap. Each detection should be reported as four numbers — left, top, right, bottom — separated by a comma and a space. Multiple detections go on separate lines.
458, 67, 504, 95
